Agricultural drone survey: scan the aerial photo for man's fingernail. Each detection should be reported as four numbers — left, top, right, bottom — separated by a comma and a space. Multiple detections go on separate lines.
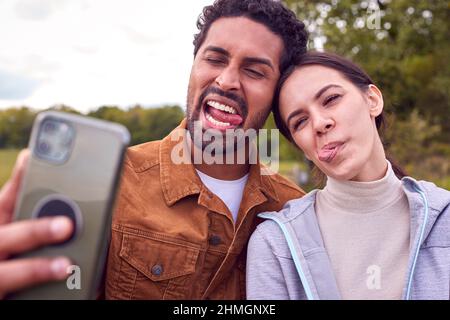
50, 217, 72, 237
51, 258, 71, 278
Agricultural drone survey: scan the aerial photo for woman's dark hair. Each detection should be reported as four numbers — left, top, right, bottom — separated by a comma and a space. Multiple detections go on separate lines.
273, 51, 406, 182
193, 0, 308, 75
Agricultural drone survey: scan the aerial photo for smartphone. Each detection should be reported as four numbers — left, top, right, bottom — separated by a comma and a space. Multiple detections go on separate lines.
10, 111, 130, 299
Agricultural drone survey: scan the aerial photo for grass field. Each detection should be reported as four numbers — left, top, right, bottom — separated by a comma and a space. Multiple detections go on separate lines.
0, 149, 20, 187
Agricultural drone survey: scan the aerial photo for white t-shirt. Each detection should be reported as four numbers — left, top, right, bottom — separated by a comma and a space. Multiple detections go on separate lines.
195, 169, 249, 223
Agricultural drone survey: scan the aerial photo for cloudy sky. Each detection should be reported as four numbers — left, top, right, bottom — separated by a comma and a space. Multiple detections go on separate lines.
0, 0, 213, 113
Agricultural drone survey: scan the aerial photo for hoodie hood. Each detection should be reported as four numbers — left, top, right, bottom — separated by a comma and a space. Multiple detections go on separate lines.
402, 177, 450, 245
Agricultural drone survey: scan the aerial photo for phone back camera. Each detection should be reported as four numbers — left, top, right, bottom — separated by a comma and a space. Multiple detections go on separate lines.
35, 118, 74, 164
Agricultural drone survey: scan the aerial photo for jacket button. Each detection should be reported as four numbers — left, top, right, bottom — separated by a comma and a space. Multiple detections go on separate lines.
209, 235, 222, 246
151, 264, 163, 276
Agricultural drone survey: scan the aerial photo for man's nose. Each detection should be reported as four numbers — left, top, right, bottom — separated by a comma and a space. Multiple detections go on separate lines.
215, 66, 241, 91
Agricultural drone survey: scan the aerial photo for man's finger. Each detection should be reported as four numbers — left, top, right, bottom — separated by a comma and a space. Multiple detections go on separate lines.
0, 256, 72, 299
0, 216, 73, 257
0, 149, 30, 224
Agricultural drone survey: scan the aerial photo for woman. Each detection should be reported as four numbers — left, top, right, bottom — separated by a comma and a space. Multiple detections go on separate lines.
246, 51, 450, 300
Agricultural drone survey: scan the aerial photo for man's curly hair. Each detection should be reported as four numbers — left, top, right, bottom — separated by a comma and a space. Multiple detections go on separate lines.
193, 0, 308, 74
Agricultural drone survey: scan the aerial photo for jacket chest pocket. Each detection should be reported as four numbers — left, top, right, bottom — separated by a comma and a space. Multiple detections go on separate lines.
118, 232, 200, 299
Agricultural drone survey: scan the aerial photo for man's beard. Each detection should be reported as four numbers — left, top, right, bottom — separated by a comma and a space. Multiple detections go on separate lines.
186, 87, 270, 162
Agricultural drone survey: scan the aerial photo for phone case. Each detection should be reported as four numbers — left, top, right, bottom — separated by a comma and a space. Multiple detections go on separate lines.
10, 111, 130, 299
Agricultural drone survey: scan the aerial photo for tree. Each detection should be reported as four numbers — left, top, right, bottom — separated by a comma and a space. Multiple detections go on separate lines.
0, 107, 35, 148
284, 0, 449, 142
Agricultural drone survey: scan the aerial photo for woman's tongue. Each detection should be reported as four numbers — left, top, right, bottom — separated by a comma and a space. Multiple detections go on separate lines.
318, 145, 339, 162
206, 105, 243, 126
318, 148, 335, 161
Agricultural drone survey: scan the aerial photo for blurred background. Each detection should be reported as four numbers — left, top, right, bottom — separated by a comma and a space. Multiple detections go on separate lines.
1, 0, 449, 190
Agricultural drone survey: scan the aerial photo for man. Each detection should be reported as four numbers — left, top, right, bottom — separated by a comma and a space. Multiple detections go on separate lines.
0, 0, 307, 299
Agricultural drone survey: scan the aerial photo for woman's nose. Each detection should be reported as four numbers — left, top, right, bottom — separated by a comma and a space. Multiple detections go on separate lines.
313, 115, 335, 135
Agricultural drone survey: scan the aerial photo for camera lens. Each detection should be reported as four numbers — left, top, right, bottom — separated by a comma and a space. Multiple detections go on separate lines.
36, 119, 73, 163
43, 121, 56, 133
38, 141, 51, 155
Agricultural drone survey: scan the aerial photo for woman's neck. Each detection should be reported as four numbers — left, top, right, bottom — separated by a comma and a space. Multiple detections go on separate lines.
322, 160, 404, 213
350, 134, 387, 182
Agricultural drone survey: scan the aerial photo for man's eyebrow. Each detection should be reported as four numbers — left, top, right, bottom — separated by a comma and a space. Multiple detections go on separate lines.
243, 57, 274, 71
314, 84, 343, 100
204, 46, 274, 71
286, 109, 304, 129
204, 46, 229, 57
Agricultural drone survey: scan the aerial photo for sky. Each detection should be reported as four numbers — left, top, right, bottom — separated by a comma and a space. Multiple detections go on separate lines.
0, 0, 214, 113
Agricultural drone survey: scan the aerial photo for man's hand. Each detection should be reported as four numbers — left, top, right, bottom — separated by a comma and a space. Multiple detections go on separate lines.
0, 150, 73, 299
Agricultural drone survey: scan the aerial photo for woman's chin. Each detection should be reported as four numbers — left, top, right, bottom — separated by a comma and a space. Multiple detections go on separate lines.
319, 161, 356, 181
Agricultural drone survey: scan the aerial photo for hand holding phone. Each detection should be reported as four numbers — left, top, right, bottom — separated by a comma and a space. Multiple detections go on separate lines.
6, 111, 130, 299
0, 150, 74, 299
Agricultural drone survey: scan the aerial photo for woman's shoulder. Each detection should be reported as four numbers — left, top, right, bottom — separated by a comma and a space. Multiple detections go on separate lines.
402, 177, 450, 213
251, 189, 321, 258
258, 189, 318, 222
253, 189, 319, 242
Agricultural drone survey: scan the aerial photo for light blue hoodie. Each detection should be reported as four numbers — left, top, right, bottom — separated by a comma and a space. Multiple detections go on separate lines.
246, 177, 450, 300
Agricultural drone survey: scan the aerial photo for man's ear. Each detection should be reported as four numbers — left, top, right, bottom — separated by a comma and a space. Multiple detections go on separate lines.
367, 84, 384, 117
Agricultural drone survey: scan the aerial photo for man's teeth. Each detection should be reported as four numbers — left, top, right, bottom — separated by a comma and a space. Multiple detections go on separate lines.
206, 113, 231, 127
207, 101, 237, 114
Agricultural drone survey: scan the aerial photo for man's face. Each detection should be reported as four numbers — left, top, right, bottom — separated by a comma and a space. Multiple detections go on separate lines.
186, 16, 284, 150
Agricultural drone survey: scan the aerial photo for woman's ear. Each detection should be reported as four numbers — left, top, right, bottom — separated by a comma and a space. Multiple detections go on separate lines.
367, 84, 384, 117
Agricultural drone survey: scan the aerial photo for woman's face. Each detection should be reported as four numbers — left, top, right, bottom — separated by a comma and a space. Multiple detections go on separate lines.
279, 65, 386, 181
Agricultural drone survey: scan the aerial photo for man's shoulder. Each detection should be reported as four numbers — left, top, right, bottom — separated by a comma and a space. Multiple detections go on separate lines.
263, 168, 306, 201
116, 140, 164, 206
124, 140, 162, 172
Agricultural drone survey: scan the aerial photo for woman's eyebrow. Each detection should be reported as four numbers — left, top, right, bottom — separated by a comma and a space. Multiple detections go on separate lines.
286, 109, 304, 128
314, 84, 343, 100
285, 84, 343, 128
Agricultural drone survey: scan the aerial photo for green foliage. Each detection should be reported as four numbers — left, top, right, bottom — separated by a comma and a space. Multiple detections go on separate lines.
87, 104, 185, 146
46, 104, 82, 115
0, 107, 35, 148
0, 105, 185, 148
0, 149, 20, 187
384, 110, 449, 187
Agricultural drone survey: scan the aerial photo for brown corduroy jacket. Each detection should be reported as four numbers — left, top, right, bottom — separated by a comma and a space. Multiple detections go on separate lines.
105, 120, 305, 299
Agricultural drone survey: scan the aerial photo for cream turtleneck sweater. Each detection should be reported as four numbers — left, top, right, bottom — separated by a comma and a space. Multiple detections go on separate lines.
315, 161, 410, 300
